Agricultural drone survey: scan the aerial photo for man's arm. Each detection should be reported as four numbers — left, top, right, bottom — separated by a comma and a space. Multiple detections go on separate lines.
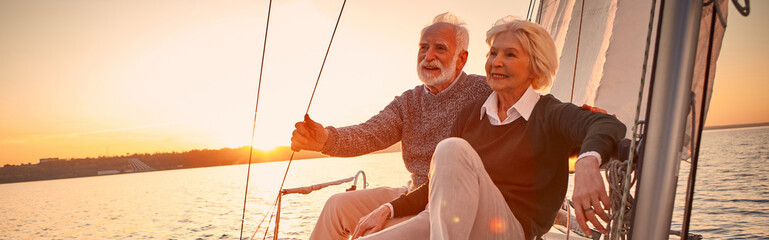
322, 98, 405, 157
290, 97, 406, 156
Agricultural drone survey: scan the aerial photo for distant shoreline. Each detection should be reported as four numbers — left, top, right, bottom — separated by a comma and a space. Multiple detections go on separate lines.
0, 144, 403, 184
704, 122, 769, 131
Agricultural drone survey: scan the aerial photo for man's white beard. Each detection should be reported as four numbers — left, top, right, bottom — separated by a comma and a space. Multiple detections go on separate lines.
418, 56, 457, 87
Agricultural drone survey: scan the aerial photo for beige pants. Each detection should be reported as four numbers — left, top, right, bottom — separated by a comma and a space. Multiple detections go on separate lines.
309, 185, 411, 240
360, 138, 526, 240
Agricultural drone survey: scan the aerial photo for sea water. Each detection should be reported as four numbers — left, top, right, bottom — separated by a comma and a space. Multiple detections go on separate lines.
670, 126, 769, 239
1, 127, 767, 239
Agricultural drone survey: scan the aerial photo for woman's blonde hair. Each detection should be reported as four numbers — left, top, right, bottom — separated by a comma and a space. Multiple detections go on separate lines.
485, 16, 558, 90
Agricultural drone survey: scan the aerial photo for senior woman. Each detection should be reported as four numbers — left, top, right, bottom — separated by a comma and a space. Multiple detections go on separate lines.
353, 17, 626, 240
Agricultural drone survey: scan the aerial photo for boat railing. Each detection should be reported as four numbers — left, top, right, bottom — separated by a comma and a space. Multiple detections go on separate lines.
271, 170, 368, 240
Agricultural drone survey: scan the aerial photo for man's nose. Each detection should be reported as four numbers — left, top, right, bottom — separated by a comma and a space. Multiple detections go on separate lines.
424, 47, 438, 61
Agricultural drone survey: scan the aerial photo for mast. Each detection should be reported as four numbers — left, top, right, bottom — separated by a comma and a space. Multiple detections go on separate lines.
631, 0, 702, 239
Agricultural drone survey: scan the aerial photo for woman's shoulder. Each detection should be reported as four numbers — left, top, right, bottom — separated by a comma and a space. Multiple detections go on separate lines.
536, 94, 569, 110
532, 94, 584, 119
537, 94, 565, 105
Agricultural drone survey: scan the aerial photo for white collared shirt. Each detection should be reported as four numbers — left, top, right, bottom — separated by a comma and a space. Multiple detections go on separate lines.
480, 86, 540, 125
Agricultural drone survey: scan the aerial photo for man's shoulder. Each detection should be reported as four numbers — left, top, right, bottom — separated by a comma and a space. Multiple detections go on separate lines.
463, 74, 492, 96
463, 74, 488, 87
465, 73, 487, 82
394, 73, 490, 101
395, 84, 428, 99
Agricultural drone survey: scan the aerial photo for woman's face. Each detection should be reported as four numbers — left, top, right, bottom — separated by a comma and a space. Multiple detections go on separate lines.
485, 31, 534, 95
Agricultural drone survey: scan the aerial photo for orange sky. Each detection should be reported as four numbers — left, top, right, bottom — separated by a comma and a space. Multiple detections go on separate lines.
1, 0, 768, 165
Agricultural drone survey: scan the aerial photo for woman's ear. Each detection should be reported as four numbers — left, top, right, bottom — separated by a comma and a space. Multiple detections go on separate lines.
528, 73, 539, 88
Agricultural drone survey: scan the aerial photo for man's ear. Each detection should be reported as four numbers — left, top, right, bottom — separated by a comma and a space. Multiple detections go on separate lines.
455, 50, 469, 71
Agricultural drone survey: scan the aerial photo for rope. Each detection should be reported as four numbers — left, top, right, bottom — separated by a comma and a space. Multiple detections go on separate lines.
240, 0, 274, 239
260, 203, 276, 240
248, 0, 348, 238
248, 193, 281, 240
611, 0, 660, 238
305, 0, 348, 114
281, 176, 354, 195
606, 160, 636, 240
565, 197, 571, 240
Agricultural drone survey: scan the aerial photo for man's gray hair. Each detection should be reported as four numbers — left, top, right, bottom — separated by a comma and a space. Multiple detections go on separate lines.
421, 12, 470, 55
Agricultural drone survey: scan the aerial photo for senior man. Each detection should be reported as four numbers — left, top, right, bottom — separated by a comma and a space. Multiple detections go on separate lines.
290, 12, 492, 240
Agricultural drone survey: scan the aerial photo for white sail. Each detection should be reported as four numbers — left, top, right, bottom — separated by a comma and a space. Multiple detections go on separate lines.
540, 0, 653, 139
593, 0, 656, 139
538, 0, 577, 68
539, 0, 726, 146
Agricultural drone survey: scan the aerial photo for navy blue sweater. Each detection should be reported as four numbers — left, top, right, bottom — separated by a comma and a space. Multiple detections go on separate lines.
389, 94, 626, 239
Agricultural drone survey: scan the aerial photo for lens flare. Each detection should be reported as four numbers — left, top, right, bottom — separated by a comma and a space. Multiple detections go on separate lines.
489, 216, 507, 234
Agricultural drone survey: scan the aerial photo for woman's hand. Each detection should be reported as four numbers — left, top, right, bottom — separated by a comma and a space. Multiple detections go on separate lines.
572, 156, 611, 237
351, 205, 391, 239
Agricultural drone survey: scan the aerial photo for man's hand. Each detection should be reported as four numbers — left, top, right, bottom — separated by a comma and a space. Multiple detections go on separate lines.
572, 156, 611, 237
291, 114, 328, 152
582, 104, 616, 117
351, 205, 390, 239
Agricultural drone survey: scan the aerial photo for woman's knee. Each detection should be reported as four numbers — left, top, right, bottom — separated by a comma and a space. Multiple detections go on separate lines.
433, 138, 472, 162
431, 137, 481, 174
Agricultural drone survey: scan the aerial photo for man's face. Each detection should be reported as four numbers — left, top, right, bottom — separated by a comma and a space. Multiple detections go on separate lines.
417, 23, 459, 88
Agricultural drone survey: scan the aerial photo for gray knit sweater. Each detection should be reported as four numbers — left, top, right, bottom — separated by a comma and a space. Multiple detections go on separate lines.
320, 72, 492, 187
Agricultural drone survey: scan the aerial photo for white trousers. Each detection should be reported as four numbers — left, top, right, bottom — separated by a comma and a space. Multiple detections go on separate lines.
309, 186, 411, 240
360, 138, 526, 240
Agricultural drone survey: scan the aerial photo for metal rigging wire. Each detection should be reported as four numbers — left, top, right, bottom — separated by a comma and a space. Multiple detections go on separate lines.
243, 0, 349, 239
569, 0, 586, 103
240, 0, 274, 238
526, 0, 535, 21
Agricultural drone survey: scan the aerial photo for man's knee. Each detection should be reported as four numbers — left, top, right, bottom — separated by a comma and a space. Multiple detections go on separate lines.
322, 191, 353, 215
325, 191, 351, 206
